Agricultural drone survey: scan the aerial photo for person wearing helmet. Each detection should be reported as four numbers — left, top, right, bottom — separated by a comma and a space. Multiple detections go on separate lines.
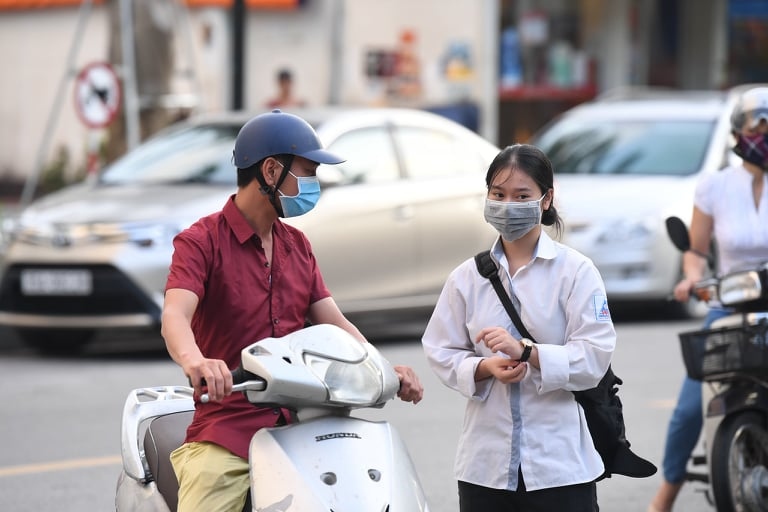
161, 110, 424, 512
647, 87, 768, 512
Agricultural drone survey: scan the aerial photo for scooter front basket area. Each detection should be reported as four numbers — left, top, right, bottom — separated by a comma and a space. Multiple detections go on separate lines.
678, 322, 768, 381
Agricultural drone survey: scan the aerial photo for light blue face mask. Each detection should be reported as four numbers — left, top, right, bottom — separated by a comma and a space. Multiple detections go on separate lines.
278, 171, 321, 217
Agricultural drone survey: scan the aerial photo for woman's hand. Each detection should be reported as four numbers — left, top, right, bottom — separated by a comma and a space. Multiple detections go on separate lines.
394, 365, 424, 404
673, 277, 696, 303
476, 326, 523, 359
479, 357, 528, 384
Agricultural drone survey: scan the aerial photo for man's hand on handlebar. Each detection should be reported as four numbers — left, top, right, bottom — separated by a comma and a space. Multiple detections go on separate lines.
394, 365, 423, 404
185, 357, 233, 402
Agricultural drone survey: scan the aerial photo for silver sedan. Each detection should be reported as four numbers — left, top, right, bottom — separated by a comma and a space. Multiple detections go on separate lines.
0, 107, 499, 353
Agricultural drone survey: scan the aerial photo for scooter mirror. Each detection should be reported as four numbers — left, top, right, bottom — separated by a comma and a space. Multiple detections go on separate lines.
665, 216, 690, 253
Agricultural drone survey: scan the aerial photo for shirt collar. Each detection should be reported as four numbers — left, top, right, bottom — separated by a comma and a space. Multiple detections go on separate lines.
222, 194, 296, 251
489, 230, 558, 270
536, 230, 558, 259
491, 229, 557, 261
223, 195, 255, 244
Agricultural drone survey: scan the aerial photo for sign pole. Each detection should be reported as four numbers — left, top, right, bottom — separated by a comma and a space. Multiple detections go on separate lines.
119, 0, 141, 151
85, 130, 104, 179
18, 0, 95, 208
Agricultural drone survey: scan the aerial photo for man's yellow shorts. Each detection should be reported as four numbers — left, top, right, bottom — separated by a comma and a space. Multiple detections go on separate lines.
171, 441, 249, 512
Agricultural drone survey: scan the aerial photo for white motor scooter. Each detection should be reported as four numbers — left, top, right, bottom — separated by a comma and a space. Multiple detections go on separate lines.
666, 217, 768, 512
115, 324, 430, 512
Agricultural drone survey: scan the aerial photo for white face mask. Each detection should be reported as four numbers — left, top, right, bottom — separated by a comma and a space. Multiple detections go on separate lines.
483, 194, 545, 241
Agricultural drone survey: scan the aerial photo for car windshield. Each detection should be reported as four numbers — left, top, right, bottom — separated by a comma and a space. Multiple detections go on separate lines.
535, 118, 716, 176
99, 124, 240, 185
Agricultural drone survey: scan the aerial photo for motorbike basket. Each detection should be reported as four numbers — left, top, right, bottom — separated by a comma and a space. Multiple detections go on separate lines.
678, 322, 768, 381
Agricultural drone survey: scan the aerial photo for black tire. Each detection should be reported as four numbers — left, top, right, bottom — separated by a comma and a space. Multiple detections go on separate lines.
16, 328, 95, 355
710, 411, 768, 512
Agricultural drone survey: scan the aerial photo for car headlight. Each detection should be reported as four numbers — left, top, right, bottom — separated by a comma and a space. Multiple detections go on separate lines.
14, 221, 185, 248
118, 222, 185, 247
1, 215, 19, 245
718, 270, 764, 306
303, 352, 383, 405
595, 218, 655, 244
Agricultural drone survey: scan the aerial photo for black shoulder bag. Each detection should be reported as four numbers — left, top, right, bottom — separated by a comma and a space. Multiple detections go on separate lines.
474, 250, 657, 480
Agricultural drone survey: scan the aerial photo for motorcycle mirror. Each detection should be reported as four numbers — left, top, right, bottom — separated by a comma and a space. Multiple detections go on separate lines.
665, 216, 690, 253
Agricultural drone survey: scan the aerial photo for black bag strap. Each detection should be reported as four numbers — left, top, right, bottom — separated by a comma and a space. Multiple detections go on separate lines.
474, 250, 535, 342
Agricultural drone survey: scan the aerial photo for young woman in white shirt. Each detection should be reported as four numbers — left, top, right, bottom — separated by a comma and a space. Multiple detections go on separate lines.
648, 87, 768, 512
422, 143, 616, 511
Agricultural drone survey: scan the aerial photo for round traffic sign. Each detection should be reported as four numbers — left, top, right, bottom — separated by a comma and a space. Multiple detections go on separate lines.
74, 62, 122, 129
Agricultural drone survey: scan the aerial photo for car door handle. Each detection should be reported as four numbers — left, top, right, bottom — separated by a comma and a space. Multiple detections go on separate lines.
394, 205, 414, 221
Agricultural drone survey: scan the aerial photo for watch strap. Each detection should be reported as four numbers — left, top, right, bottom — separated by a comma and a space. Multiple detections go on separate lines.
519, 338, 533, 362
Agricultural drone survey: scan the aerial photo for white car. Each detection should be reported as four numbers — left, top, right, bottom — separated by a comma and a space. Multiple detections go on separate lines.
0, 107, 499, 353
532, 87, 756, 316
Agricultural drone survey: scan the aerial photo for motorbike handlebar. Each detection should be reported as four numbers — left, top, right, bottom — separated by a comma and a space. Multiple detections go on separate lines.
199, 367, 266, 403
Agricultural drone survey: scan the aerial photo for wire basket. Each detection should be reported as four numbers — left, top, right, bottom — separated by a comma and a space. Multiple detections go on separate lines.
678, 322, 768, 381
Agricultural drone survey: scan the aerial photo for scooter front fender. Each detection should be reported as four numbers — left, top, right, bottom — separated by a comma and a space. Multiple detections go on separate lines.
248, 416, 429, 512
706, 382, 768, 419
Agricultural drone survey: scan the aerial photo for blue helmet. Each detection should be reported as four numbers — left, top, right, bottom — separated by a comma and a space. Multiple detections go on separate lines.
233, 109, 345, 168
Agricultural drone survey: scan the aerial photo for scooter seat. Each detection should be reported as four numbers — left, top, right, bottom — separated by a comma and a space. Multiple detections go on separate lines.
143, 411, 193, 512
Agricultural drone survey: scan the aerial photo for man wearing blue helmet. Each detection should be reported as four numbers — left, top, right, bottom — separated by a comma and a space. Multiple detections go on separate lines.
161, 110, 424, 512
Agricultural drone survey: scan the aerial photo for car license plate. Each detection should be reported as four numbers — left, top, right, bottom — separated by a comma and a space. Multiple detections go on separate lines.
20, 269, 93, 296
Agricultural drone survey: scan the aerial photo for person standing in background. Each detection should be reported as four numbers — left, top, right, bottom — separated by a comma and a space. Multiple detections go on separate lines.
266, 68, 306, 109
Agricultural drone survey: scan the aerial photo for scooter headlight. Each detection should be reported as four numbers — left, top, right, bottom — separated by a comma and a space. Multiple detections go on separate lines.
718, 270, 763, 306
303, 353, 383, 405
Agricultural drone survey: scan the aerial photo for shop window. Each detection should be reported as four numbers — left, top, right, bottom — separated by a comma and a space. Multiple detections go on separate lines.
727, 0, 768, 84
499, 0, 597, 100
498, 0, 599, 146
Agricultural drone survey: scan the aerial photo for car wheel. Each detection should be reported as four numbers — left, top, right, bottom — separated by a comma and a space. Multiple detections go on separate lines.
16, 328, 95, 355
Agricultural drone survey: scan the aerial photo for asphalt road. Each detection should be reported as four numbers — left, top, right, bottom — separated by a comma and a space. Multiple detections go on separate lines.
0, 312, 715, 512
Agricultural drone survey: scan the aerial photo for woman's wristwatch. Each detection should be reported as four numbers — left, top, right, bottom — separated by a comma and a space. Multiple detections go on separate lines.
519, 338, 533, 362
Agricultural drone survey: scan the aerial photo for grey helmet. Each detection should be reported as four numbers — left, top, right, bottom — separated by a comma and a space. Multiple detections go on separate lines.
730, 87, 768, 132
233, 109, 345, 168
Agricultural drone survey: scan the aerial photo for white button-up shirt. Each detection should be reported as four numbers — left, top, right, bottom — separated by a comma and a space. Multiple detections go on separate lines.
421, 232, 616, 491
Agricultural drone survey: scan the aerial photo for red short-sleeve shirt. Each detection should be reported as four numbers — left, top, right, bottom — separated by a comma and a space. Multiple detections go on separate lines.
165, 195, 331, 458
